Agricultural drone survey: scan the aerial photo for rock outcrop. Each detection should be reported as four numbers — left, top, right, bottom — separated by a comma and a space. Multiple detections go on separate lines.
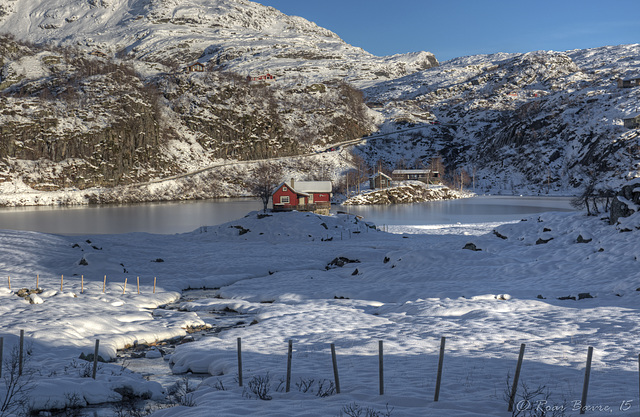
610, 179, 640, 224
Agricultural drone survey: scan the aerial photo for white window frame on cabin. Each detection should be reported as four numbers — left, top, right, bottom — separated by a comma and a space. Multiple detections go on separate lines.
280, 196, 290, 204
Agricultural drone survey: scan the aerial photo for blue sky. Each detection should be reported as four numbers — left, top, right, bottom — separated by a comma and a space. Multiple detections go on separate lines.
260, 0, 639, 61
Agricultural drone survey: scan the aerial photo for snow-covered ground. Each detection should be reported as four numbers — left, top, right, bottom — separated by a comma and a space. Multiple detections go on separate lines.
1, 207, 640, 416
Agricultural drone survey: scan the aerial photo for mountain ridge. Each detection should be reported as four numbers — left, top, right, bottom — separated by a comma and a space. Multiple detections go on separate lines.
0, 0, 638, 206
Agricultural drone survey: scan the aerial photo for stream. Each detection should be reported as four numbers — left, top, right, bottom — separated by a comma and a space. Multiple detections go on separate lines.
72, 289, 254, 416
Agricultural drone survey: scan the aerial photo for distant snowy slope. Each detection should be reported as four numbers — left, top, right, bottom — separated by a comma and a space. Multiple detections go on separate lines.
0, 0, 437, 85
357, 45, 640, 194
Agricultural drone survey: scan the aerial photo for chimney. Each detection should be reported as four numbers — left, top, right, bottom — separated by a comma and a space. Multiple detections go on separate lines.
290, 178, 295, 189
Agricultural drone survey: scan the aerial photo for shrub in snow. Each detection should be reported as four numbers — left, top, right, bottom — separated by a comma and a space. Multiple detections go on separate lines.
243, 373, 272, 401
0, 344, 35, 416
167, 376, 196, 407
339, 402, 393, 417
504, 377, 567, 417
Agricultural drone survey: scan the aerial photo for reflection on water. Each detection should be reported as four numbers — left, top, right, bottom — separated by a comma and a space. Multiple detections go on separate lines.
0, 199, 264, 235
0, 196, 576, 235
337, 195, 576, 226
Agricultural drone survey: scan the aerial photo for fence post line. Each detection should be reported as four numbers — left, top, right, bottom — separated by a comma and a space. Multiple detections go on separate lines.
331, 343, 341, 394
286, 340, 293, 393
508, 343, 526, 411
434, 336, 446, 402
237, 337, 243, 387
18, 329, 24, 376
379, 340, 384, 396
92, 339, 100, 379
580, 346, 593, 415
0, 337, 3, 379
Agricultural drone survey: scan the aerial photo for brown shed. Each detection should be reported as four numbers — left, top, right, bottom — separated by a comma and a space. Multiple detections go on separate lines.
186, 62, 205, 73
369, 172, 392, 189
617, 77, 640, 88
623, 114, 640, 129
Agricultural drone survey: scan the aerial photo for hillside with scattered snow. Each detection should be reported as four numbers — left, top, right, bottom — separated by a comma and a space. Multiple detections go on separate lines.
357, 46, 640, 195
0, 0, 638, 205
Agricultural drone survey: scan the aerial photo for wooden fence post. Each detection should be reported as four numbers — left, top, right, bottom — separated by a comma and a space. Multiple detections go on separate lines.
122, 278, 127, 295
92, 339, 100, 379
237, 337, 243, 387
103, 275, 106, 293
286, 340, 293, 393
7, 275, 10, 290
508, 343, 526, 411
137, 276, 140, 294
579, 346, 593, 415
18, 330, 24, 376
0, 337, 3, 379
379, 340, 384, 395
60, 274, 64, 292
36, 274, 39, 289
434, 336, 446, 401
153, 277, 156, 293
331, 343, 341, 394
81, 275, 84, 294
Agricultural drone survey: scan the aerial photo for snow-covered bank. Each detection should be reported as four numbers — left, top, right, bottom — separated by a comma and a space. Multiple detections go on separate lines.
343, 182, 470, 205
1, 209, 640, 415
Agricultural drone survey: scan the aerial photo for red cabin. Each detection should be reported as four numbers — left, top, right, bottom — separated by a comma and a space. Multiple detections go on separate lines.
272, 179, 332, 214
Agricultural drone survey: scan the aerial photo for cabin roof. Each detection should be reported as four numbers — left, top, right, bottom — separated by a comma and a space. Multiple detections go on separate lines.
392, 169, 433, 175
281, 181, 332, 194
370, 172, 392, 179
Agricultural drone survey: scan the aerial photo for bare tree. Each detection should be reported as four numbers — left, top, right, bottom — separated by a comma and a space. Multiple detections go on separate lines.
246, 163, 283, 212
571, 171, 600, 216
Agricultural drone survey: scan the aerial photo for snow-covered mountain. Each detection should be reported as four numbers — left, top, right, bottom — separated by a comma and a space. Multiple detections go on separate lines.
0, 0, 638, 204
0, 0, 437, 85
356, 45, 640, 194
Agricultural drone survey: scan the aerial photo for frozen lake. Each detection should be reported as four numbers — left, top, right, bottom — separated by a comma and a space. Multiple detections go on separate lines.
0, 195, 576, 235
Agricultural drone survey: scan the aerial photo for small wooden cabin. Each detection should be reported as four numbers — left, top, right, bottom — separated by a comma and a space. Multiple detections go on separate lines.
272, 179, 332, 214
624, 114, 640, 129
618, 77, 640, 88
186, 62, 206, 73
369, 172, 392, 189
